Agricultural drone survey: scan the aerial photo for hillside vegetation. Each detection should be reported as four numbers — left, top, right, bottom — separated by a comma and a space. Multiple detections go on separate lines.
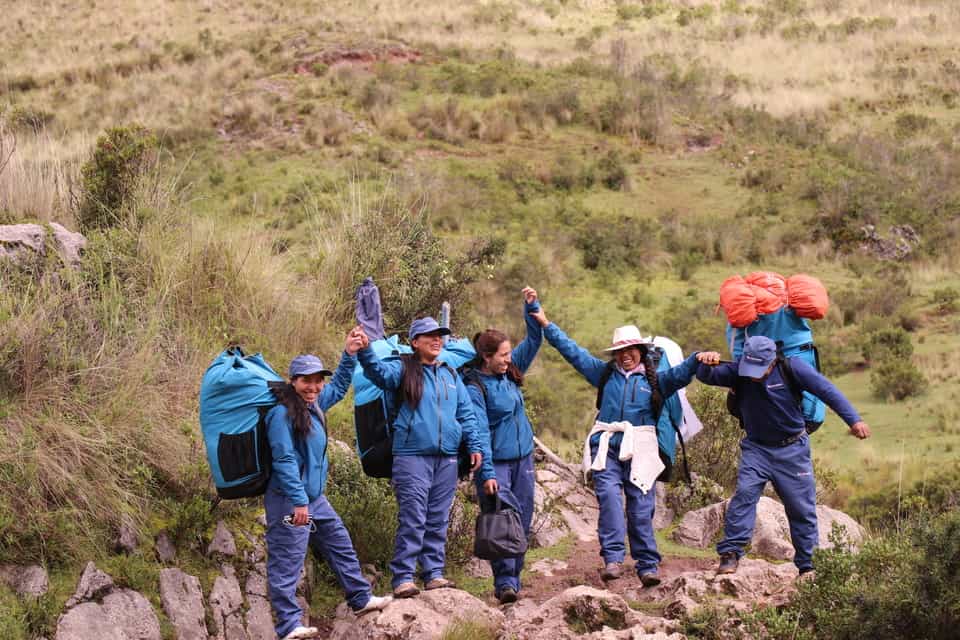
3, 0, 960, 608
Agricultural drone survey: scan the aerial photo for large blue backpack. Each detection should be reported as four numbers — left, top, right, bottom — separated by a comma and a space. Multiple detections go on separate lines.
199, 347, 284, 498
726, 307, 826, 431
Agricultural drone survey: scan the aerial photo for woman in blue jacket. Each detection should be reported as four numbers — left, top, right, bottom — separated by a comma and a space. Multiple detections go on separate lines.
264, 328, 391, 640
357, 317, 484, 599
463, 287, 545, 604
541, 321, 719, 586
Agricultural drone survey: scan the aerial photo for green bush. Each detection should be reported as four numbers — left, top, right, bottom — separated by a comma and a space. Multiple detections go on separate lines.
744, 511, 960, 639
869, 355, 927, 401
860, 326, 913, 363
684, 385, 743, 490
850, 464, 960, 532
931, 287, 960, 313
77, 124, 158, 232
574, 213, 659, 272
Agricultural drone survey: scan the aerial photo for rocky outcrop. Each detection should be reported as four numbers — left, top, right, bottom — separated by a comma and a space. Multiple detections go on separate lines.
244, 563, 275, 640
633, 558, 799, 619
208, 521, 238, 557
116, 522, 139, 555
0, 222, 86, 267
329, 588, 504, 640
155, 532, 177, 564
532, 461, 599, 547
505, 585, 681, 640
209, 564, 249, 640
55, 563, 162, 640
0, 564, 49, 596
672, 497, 865, 560
159, 568, 207, 640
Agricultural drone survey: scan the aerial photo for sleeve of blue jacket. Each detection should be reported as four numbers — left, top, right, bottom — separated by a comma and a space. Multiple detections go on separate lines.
657, 353, 700, 398
543, 323, 607, 387
456, 377, 485, 457
265, 405, 308, 507
790, 358, 863, 426
512, 300, 543, 373
467, 383, 496, 481
696, 361, 739, 387
319, 351, 356, 412
357, 346, 403, 391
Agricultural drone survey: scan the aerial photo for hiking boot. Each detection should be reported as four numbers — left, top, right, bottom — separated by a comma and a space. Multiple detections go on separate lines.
717, 552, 739, 575
601, 562, 623, 581
797, 568, 816, 583
497, 587, 518, 604
424, 577, 456, 590
393, 582, 420, 598
281, 626, 319, 640
354, 594, 392, 615
639, 570, 661, 588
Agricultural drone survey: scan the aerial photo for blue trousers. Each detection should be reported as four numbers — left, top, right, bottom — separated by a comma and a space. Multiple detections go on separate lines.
591, 444, 660, 575
264, 491, 371, 638
391, 454, 458, 588
718, 435, 818, 572
475, 454, 535, 596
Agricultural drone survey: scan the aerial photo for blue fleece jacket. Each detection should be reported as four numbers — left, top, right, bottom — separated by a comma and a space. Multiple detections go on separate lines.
265, 352, 355, 506
467, 300, 543, 482
356, 349, 483, 457
696, 357, 862, 444
543, 323, 699, 456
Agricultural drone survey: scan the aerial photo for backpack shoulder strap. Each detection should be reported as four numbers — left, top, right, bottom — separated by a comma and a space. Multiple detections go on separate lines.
776, 353, 804, 407
459, 366, 487, 404
595, 360, 617, 411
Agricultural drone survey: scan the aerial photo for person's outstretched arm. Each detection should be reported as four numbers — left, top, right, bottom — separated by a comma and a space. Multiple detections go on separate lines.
696, 360, 739, 387
512, 287, 544, 373
790, 358, 871, 439
539, 321, 607, 387
356, 343, 403, 391
658, 351, 722, 397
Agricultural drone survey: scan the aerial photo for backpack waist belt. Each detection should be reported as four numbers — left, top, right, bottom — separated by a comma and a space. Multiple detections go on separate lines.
749, 432, 805, 448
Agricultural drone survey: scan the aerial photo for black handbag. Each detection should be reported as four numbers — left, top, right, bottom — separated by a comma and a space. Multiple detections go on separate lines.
473, 495, 528, 560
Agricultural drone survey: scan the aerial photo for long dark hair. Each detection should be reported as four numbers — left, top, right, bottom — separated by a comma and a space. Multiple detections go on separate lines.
470, 329, 523, 385
278, 381, 314, 440
399, 353, 424, 409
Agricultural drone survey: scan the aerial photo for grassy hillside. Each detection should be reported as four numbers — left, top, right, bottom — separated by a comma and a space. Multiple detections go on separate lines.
3, 0, 960, 575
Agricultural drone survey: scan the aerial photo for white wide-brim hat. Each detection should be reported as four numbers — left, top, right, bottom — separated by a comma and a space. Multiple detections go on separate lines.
603, 325, 654, 352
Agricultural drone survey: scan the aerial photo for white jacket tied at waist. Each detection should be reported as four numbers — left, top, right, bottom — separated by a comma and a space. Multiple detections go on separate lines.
583, 420, 664, 494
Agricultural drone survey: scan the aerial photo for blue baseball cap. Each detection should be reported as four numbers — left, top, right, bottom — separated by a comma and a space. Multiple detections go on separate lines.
289, 354, 332, 378
739, 336, 777, 378
408, 316, 451, 341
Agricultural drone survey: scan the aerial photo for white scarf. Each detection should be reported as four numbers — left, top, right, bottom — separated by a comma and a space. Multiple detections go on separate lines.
583, 420, 664, 494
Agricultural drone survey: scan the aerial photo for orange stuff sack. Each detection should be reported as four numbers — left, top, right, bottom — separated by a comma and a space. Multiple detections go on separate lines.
745, 271, 788, 315
786, 274, 829, 320
719, 276, 759, 328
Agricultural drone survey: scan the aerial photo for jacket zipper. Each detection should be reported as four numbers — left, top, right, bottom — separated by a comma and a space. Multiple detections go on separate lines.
434, 365, 443, 453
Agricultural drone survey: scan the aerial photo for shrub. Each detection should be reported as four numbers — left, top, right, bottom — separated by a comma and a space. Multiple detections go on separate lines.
931, 287, 960, 313
77, 124, 158, 232
574, 213, 659, 271
684, 385, 743, 490
596, 149, 627, 190
860, 326, 913, 363
894, 112, 935, 139
870, 355, 927, 401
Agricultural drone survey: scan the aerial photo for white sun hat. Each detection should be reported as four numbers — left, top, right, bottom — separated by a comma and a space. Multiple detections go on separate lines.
603, 325, 654, 352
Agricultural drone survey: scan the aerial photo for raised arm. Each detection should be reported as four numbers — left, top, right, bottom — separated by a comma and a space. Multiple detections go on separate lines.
512, 287, 544, 373
657, 353, 702, 397
356, 345, 403, 391
265, 406, 308, 506
318, 351, 356, 412
542, 322, 608, 387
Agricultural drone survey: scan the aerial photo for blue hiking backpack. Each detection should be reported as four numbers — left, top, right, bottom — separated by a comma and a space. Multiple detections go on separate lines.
199, 347, 285, 498
726, 307, 826, 432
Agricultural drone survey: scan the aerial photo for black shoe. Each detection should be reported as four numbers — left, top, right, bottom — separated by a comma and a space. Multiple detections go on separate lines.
497, 587, 518, 604
717, 552, 739, 575
639, 571, 661, 588
601, 562, 623, 581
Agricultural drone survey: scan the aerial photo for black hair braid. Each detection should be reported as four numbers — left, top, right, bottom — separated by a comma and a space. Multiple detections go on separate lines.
642, 346, 664, 419
399, 353, 424, 409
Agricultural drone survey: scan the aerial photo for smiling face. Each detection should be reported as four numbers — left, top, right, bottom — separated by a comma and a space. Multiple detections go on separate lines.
411, 331, 445, 363
482, 339, 513, 375
614, 345, 644, 371
292, 373, 327, 404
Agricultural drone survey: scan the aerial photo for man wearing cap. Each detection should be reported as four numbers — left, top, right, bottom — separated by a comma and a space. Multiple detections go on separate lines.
541, 320, 721, 586
696, 335, 871, 578
264, 328, 391, 640
356, 317, 484, 599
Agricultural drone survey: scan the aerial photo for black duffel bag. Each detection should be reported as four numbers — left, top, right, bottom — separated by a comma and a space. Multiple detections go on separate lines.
474, 494, 527, 560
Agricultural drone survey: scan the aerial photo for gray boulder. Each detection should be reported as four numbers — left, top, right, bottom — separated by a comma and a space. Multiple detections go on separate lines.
0, 564, 49, 596
116, 522, 139, 555
155, 532, 177, 564
209, 564, 249, 640
159, 568, 207, 640
0, 222, 86, 268
65, 562, 115, 608
244, 563, 275, 640
56, 562, 161, 640
208, 521, 237, 557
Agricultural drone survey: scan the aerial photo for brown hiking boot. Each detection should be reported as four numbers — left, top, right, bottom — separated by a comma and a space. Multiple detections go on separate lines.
601, 562, 623, 581
424, 577, 456, 590
392, 582, 420, 598
639, 570, 661, 588
717, 552, 739, 575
